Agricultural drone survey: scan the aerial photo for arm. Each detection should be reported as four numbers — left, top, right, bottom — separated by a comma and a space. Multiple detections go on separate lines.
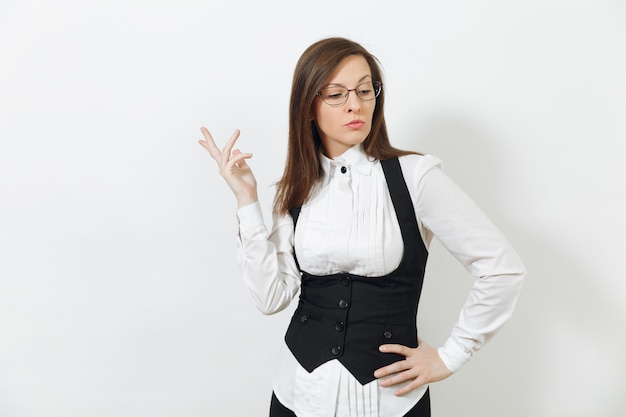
415, 161, 526, 371
375, 156, 526, 394
236, 202, 301, 314
198, 127, 300, 314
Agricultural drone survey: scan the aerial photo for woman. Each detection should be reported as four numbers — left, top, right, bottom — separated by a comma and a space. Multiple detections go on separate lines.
198, 37, 525, 417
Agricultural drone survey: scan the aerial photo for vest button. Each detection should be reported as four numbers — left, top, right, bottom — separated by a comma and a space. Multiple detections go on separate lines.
342, 276, 351, 286
334, 321, 344, 331
300, 315, 308, 323
338, 299, 349, 309
331, 346, 342, 356
383, 331, 393, 339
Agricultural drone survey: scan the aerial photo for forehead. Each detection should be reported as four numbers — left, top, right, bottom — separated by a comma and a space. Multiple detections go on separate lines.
325, 55, 372, 86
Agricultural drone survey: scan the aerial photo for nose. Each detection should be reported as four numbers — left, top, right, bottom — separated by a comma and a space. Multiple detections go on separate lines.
345, 90, 361, 113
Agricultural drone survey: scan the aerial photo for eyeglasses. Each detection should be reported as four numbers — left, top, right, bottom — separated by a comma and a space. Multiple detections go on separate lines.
317, 81, 382, 107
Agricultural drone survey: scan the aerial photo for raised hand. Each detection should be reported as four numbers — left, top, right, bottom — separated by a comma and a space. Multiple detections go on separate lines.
198, 127, 258, 208
374, 338, 453, 396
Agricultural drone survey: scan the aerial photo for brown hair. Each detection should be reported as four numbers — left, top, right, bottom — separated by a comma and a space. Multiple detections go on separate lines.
274, 37, 417, 215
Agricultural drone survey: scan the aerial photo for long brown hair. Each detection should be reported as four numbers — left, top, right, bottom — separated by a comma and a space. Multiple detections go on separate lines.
274, 37, 417, 215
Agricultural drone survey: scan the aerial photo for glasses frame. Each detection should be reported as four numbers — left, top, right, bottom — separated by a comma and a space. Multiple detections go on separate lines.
316, 80, 383, 107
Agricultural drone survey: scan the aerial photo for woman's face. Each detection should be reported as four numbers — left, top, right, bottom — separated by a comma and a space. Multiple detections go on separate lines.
313, 55, 376, 158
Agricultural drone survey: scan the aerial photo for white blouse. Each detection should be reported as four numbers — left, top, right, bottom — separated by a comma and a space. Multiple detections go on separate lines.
235, 144, 525, 417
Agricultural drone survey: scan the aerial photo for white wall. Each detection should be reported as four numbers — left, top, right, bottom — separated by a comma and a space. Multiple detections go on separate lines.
1, 1, 625, 416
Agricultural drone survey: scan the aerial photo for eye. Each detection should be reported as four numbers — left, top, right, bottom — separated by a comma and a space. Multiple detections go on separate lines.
322, 87, 347, 100
356, 82, 374, 96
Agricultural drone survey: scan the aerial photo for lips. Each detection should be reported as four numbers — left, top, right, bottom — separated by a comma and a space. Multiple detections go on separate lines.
345, 119, 365, 129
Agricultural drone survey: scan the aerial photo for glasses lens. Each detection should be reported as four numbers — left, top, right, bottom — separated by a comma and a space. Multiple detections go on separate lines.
320, 86, 348, 106
355, 81, 379, 101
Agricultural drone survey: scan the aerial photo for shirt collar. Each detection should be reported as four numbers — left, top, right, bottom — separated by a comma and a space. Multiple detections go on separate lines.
319, 144, 376, 186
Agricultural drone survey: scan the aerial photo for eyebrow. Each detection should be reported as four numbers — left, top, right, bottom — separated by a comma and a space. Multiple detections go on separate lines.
324, 74, 372, 88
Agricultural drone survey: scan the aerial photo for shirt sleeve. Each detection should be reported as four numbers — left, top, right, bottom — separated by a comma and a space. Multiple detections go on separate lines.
235, 201, 301, 315
404, 155, 526, 373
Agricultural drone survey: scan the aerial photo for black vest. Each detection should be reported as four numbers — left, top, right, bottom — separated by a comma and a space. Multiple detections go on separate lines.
285, 157, 429, 385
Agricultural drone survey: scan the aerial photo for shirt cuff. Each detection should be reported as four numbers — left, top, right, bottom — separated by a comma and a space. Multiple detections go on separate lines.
236, 201, 266, 239
437, 337, 473, 373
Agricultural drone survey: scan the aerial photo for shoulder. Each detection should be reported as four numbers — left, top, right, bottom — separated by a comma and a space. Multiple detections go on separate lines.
397, 153, 443, 186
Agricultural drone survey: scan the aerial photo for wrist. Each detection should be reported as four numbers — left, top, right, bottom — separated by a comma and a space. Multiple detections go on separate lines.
236, 191, 258, 208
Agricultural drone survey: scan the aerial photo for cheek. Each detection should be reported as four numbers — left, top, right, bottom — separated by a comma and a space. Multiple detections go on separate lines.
367, 104, 377, 125
369, 101, 377, 116
315, 107, 335, 130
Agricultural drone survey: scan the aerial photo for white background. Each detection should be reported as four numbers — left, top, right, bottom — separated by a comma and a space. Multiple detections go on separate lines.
1, 1, 625, 416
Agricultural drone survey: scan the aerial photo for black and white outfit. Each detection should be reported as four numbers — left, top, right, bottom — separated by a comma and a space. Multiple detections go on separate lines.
235, 144, 525, 417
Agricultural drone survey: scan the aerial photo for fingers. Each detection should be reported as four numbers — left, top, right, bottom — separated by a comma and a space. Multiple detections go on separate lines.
222, 129, 240, 154
231, 149, 253, 166
374, 343, 429, 395
225, 149, 253, 174
379, 344, 410, 356
198, 127, 222, 161
220, 129, 242, 165
394, 377, 427, 396
198, 127, 249, 170
374, 341, 453, 396
379, 368, 421, 388
376, 361, 426, 396
374, 356, 411, 379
